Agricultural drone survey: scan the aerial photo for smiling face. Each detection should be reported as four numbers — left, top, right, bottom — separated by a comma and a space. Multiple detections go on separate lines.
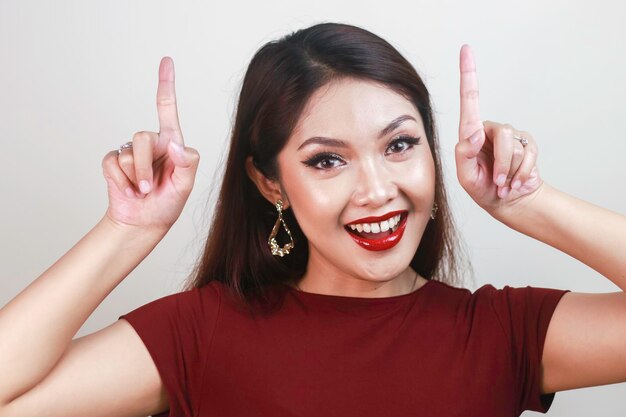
266, 78, 436, 296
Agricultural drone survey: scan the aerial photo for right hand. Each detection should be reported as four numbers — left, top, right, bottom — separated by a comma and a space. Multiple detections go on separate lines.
101, 57, 200, 232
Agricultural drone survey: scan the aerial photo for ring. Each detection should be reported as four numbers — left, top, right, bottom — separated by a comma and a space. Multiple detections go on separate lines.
513, 134, 528, 147
117, 141, 133, 155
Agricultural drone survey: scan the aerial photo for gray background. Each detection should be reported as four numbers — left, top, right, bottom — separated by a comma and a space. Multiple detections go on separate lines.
1, 0, 625, 415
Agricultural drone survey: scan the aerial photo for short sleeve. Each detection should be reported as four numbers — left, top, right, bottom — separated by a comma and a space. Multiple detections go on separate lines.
482, 284, 570, 415
118, 283, 221, 417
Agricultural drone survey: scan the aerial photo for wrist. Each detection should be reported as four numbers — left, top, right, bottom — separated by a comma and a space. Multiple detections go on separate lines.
98, 213, 169, 245
492, 181, 553, 236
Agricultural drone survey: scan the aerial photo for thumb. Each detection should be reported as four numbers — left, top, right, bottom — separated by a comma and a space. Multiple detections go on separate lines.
168, 141, 200, 194
455, 128, 484, 182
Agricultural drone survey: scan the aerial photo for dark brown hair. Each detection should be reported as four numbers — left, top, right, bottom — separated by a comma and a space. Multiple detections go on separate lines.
183, 22, 470, 310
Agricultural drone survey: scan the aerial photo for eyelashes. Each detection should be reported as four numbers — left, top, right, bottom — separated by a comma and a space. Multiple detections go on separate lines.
386, 135, 421, 155
301, 135, 422, 171
302, 152, 344, 170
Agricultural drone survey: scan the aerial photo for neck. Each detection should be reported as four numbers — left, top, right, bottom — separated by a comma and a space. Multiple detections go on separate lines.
291, 267, 420, 298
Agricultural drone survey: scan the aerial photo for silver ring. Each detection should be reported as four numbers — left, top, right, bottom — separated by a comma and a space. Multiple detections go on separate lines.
513, 134, 528, 147
117, 141, 133, 155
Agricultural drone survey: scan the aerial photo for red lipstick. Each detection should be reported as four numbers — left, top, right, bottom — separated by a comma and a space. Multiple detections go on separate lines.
345, 212, 407, 251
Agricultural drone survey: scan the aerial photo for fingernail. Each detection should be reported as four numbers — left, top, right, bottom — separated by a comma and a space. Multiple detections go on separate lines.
512, 180, 521, 190
496, 174, 506, 186
139, 180, 151, 194
500, 187, 510, 199
125, 187, 135, 198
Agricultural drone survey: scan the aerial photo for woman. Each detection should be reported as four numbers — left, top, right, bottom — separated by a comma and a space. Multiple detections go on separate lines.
1, 22, 625, 417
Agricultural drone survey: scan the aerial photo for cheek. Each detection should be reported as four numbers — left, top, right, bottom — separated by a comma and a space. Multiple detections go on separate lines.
395, 155, 436, 205
281, 168, 351, 231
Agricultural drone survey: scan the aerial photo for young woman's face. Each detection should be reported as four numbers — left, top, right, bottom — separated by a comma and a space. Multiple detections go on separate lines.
276, 78, 436, 292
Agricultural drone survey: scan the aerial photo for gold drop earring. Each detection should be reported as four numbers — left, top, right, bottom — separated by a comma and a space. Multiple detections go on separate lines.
430, 202, 438, 220
268, 199, 295, 257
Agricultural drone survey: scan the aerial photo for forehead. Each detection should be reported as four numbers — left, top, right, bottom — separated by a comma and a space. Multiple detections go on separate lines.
292, 78, 423, 138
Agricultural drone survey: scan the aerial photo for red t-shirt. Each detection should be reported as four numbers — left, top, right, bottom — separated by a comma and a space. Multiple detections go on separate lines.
119, 279, 569, 417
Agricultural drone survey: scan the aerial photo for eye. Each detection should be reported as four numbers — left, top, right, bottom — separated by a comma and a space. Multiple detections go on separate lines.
301, 152, 346, 170
385, 135, 421, 155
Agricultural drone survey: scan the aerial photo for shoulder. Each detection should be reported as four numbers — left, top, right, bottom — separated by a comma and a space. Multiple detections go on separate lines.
434, 280, 569, 308
156, 280, 223, 305
424, 280, 569, 331
120, 281, 224, 327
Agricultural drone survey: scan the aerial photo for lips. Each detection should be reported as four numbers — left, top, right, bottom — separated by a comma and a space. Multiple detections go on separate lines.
344, 212, 408, 251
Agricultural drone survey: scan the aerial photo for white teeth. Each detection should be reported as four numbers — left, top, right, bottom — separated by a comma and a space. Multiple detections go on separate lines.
391, 215, 402, 232
347, 213, 404, 235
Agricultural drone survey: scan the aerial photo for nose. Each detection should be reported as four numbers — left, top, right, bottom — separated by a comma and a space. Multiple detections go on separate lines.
351, 158, 398, 207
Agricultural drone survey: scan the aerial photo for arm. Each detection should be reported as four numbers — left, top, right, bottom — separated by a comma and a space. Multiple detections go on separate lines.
456, 45, 626, 396
0, 216, 165, 405
499, 182, 626, 290
3, 318, 170, 417
499, 183, 626, 394
460, 87, 626, 393
0, 57, 200, 414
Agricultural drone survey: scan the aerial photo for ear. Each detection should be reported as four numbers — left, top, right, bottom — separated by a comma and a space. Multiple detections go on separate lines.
245, 156, 290, 208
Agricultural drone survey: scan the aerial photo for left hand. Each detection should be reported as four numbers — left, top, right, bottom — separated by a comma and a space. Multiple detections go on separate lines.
455, 45, 544, 215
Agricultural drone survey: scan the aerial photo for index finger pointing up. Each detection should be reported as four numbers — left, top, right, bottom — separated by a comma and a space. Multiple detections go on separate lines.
157, 56, 184, 144
459, 44, 482, 140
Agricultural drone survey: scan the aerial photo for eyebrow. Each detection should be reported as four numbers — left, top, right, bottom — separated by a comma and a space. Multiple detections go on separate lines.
296, 114, 417, 151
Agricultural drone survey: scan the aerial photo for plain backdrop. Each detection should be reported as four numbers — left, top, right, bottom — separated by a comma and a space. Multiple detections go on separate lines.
1, 0, 625, 415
